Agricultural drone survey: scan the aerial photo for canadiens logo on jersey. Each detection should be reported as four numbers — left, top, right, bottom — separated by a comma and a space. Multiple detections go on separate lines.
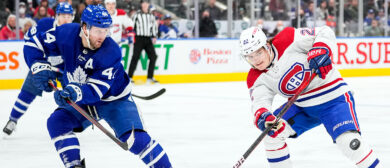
278, 63, 311, 96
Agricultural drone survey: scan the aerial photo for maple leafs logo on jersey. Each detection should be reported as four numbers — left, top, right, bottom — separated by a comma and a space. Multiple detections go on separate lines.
67, 66, 87, 84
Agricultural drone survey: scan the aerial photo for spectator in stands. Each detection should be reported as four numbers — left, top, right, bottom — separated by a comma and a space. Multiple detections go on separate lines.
19, 2, 33, 18
0, 15, 24, 40
84, 0, 94, 6
364, 0, 378, 16
94, 0, 103, 4
34, 6, 49, 22
291, 8, 307, 28
237, 7, 249, 21
304, 1, 314, 21
34, 0, 55, 17
328, 0, 337, 16
177, 0, 189, 19
158, 14, 179, 39
204, 0, 221, 20
345, 0, 359, 23
73, 2, 85, 23
326, 15, 337, 31
316, 0, 328, 21
22, 18, 35, 34
269, 0, 288, 20
256, 19, 269, 36
365, 19, 384, 36
26, 0, 38, 17
159, 14, 189, 39
0, 1, 10, 28
117, 0, 138, 16
269, 20, 284, 37
18, 2, 36, 29
150, 5, 162, 25
344, 0, 359, 36
326, 0, 337, 31
364, 9, 376, 26
5, 0, 21, 13
377, 8, 388, 28
47, 0, 57, 8
199, 10, 217, 37
128, 5, 137, 18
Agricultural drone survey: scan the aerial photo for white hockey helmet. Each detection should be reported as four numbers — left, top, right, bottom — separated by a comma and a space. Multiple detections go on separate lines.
239, 26, 267, 56
105, 0, 116, 4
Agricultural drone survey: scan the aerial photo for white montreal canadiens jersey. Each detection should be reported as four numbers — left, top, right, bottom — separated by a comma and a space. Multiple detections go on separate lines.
109, 9, 134, 43
247, 26, 351, 115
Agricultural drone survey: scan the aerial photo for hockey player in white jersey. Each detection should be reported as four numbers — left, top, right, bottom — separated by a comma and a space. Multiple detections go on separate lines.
104, 0, 135, 44
239, 26, 381, 167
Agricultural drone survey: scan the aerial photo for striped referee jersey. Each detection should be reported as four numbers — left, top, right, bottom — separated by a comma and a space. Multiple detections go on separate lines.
132, 11, 158, 37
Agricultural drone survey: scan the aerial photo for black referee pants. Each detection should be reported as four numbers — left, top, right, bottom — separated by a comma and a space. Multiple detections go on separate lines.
128, 36, 158, 79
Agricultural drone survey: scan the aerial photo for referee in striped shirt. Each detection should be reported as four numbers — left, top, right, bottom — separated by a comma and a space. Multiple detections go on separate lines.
128, 1, 159, 84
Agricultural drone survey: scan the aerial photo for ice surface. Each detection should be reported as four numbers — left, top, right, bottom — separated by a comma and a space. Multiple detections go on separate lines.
0, 77, 389, 168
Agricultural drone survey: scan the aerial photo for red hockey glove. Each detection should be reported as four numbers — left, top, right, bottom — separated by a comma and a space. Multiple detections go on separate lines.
307, 47, 332, 79
254, 108, 286, 138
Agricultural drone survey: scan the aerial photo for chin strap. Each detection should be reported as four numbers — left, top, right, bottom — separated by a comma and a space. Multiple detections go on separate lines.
81, 27, 95, 50
265, 45, 275, 69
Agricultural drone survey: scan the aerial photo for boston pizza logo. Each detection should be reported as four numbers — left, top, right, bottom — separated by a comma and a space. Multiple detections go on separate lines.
278, 63, 311, 96
189, 49, 201, 64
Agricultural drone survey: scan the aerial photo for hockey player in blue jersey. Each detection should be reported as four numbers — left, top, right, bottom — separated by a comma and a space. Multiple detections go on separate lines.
23, 4, 172, 168
2, 2, 74, 136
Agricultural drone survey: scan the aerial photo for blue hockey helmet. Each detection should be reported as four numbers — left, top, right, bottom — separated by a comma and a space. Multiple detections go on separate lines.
56, 2, 73, 15
81, 4, 112, 29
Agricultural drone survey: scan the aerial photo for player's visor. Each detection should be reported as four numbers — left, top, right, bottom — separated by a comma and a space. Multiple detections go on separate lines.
89, 26, 111, 37
57, 14, 73, 20
243, 47, 266, 63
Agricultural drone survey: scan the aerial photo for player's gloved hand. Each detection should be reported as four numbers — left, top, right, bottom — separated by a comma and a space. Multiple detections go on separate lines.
307, 47, 332, 79
54, 83, 82, 106
127, 31, 135, 44
31, 61, 56, 92
126, 27, 135, 44
254, 109, 286, 138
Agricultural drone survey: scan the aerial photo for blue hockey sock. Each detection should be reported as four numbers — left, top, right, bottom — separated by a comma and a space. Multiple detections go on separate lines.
52, 132, 81, 168
10, 90, 36, 122
47, 109, 83, 168
120, 131, 172, 168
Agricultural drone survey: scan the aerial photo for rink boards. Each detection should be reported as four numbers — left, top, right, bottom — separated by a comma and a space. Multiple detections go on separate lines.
1, 37, 390, 89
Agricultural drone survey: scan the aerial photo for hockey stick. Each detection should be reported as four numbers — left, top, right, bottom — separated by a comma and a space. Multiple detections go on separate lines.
132, 88, 166, 100
51, 67, 166, 100
233, 69, 316, 168
48, 81, 129, 151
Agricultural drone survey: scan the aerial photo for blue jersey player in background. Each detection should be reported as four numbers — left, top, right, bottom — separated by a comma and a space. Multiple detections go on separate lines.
23, 5, 172, 168
3, 2, 74, 136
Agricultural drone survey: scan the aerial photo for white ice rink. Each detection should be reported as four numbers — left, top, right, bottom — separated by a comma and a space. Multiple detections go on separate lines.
0, 76, 389, 168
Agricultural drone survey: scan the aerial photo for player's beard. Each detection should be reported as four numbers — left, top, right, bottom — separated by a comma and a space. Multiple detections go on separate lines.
90, 37, 105, 49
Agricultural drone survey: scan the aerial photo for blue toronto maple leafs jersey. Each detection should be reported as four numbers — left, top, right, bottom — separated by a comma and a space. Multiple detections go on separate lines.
35, 17, 56, 33
24, 17, 65, 68
24, 23, 132, 105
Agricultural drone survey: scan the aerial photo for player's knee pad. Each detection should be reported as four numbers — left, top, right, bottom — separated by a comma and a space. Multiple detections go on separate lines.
336, 131, 380, 168
47, 109, 80, 138
120, 130, 172, 168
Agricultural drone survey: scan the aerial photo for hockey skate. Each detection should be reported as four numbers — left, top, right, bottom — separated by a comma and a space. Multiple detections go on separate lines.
3, 120, 17, 135
146, 78, 159, 84
74, 159, 86, 168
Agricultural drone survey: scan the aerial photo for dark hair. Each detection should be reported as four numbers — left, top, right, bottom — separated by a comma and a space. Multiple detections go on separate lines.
266, 38, 274, 45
